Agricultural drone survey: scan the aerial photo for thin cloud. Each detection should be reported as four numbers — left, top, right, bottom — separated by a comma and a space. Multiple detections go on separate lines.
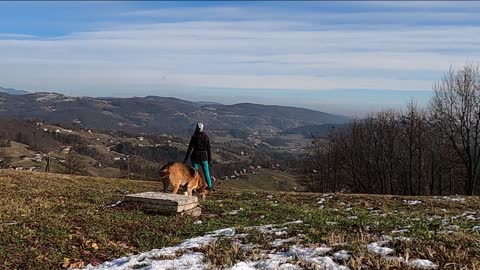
0, 33, 36, 39
0, 3, 478, 106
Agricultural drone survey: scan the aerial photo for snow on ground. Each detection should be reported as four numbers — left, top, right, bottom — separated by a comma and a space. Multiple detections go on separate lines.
366, 240, 438, 269
391, 227, 410, 234
229, 208, 244, 215
407, 259, 439, 269
271, 237, 297, 247
230, 245, 349, 270
403, 200, 423, 205
333, 250, 351, 261
105, 201, 123, 208
438, 196, 466, 202
79, 219, 440, 270
79, 228, 235, 270
367, 241, 395, 255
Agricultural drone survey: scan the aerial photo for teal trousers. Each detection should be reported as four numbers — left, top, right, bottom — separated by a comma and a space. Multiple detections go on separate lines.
191, 160, 213, 189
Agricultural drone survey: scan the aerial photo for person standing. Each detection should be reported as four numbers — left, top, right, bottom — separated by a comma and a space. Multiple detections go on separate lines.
183, 122, 214, 190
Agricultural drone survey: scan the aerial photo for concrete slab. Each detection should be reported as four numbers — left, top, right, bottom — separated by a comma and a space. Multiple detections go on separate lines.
125, 192, 199, 213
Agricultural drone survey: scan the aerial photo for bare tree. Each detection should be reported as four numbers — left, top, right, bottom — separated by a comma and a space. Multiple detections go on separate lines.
63, 151, 86, 175
431, 64, 480, 195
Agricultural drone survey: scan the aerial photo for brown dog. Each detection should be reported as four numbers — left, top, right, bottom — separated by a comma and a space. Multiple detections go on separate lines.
159, 162, 210, 198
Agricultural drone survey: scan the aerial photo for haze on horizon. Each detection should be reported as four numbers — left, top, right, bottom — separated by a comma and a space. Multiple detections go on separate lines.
1, 1, 479, 116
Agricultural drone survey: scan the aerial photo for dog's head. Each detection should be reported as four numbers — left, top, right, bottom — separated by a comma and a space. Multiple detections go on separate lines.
199, 186, 211, 200
195, 172, 211, 200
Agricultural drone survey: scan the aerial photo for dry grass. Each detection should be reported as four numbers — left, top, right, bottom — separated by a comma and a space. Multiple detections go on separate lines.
1, 170, 480, 269
201, 238, 246, 267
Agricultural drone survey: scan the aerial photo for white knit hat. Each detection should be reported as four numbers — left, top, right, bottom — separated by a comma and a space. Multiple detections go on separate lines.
197, 122, 204, 132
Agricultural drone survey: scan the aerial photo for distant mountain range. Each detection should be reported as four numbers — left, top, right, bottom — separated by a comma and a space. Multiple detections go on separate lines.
0, 90, 350, 138
0, 86, 29, 95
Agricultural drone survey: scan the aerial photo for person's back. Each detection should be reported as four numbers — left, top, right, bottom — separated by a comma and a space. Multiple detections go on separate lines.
184, 122, 214, 190
190, 132, 210, 161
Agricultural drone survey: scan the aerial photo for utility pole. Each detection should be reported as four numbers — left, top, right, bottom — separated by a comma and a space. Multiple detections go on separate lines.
126, 155, 130, 179
45, 155, 51, 172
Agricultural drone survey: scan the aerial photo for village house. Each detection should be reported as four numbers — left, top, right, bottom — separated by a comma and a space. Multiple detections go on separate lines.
62, 146, 71, 155
33, 153, 43, 162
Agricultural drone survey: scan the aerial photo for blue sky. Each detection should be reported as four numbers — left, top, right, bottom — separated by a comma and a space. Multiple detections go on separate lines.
1, 1, 479, 115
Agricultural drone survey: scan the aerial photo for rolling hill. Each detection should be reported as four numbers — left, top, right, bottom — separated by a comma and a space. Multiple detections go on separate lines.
0, 86, 29, 95
0, 91, 349, 138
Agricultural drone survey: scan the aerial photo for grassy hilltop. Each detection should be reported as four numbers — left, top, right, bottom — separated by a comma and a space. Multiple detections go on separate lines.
1, 170, 479, 269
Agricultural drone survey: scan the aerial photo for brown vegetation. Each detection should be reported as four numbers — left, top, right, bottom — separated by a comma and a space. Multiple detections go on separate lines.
303, 64, 480, 195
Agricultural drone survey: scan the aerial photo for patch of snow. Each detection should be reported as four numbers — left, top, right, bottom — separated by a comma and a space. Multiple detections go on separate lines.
278, 263, 301, 270
472, 225, 480, 232
407, 259, 438, 269
394, 236, 412, 241
245, 245, 348, 270
403, 200, 422, 205
303, 256, 349, 270
366, 240, 439, 270
193, 220, 202, 225
283, 220, 303, 226
381, 235, 392, 241
367, 241, 395, 255
391, 228, 409, 234
106, 201, 123, 208
333, 250, 351, 261
255, 252, 292, 269
384, 256, 405, 263
466, 215, 476, 221
237, 243, 260, 251
272, 237, 296, 247
461, 211, 476, 216
233, 233, 249, 239
229, 262, 257, 270
441, 196, 465, 202
147, 253, 205, 270
80, 228, 235, 270
229, 208, 245, 215
315, 245, 333, 254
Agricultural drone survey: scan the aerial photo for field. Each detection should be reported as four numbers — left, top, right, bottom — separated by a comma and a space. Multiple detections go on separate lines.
219, 168, 304, 192
1, 170, 479, 269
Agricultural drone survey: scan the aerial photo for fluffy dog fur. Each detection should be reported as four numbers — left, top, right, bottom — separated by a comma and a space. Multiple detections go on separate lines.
159, 162, 209, 198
